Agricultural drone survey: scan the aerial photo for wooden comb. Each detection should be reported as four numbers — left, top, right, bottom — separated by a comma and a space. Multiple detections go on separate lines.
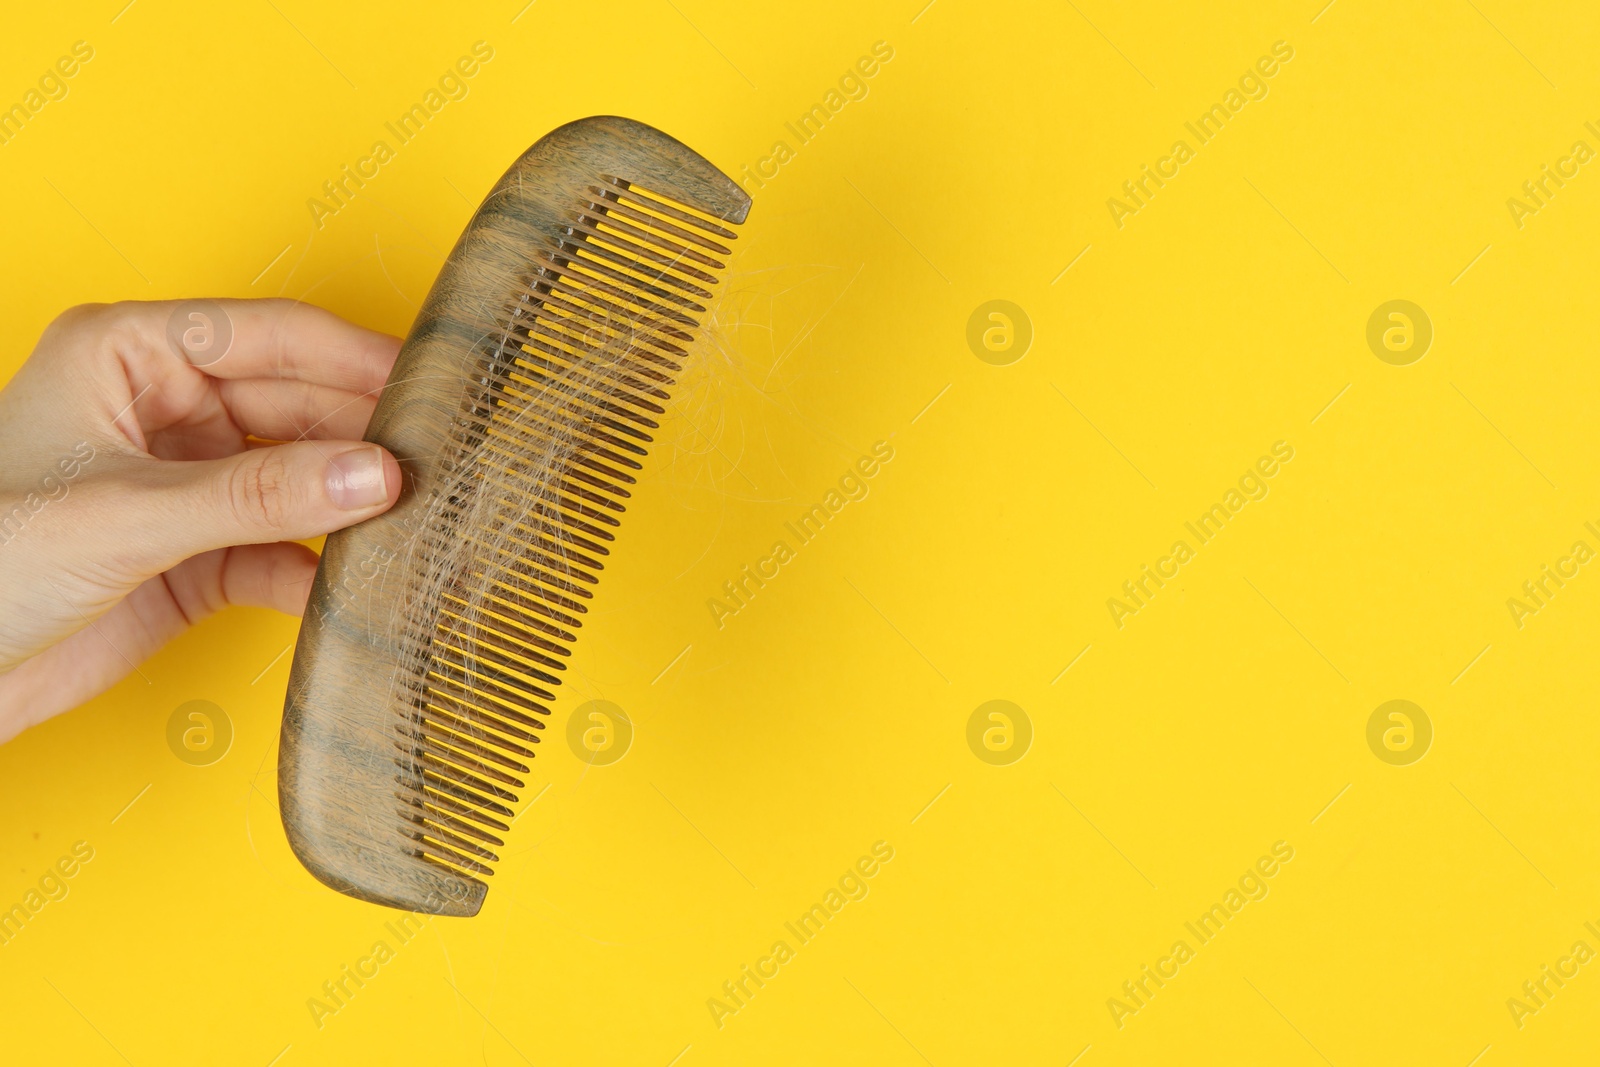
278, 116, 751, 916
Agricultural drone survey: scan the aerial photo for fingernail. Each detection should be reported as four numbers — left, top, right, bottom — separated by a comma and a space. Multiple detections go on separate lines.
326, 446, 390, 510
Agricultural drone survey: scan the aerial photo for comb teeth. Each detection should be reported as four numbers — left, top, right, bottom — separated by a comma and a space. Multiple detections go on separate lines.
385, 177, 740, 884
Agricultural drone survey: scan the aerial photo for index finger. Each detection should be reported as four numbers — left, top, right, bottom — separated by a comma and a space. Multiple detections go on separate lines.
93, 298, 402, 395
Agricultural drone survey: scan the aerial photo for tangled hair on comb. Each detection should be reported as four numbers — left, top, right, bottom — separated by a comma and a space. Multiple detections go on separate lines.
279, 118, 751, 916
383, 226, 708, 872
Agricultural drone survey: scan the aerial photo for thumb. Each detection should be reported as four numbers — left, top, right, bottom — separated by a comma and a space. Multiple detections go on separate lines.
133, 441, 401, 571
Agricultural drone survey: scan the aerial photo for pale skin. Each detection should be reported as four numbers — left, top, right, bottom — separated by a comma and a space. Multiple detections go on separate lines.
0, 298, 404, 742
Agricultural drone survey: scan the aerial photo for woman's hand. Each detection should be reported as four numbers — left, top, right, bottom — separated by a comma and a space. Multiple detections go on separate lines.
0, 298, 403, 742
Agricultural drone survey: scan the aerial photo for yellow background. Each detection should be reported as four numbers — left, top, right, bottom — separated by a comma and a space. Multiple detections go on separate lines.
1, 0, 1598, 1063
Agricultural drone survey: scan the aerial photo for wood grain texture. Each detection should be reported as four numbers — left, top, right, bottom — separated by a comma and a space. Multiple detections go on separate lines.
279, 116, 751, 916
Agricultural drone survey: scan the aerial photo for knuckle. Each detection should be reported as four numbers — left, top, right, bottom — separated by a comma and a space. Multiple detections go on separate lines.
53, 302, 107, 329
226, 451, 292, 532
40, 301, 160, 368
40, 302, 109, 346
